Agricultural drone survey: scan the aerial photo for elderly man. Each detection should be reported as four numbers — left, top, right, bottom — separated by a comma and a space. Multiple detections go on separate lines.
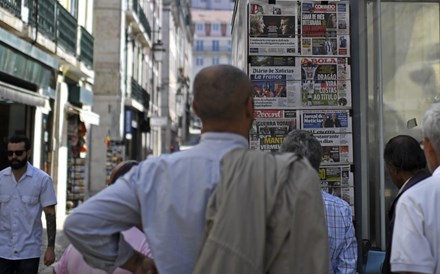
391, 103, 440, 274
279, 129, 358, 274
63, 65, 256, 274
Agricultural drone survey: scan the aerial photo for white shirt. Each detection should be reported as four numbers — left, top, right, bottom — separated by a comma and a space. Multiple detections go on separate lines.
0, 163, 57, 259
63, 132, 248, 274
391, 166, 440, 274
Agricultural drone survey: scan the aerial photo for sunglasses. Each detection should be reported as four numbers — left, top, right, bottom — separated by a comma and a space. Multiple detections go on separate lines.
7, 150, 26, 157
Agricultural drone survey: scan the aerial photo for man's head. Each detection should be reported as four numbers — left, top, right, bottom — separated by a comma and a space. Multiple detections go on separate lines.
279, 130, 322, 172
192, 65, 254, 137
280, 17, 290, 35
109, 160, 139, 185
384, 135, 426, 188
7, 135, 31, 170
422, 103, 440, 172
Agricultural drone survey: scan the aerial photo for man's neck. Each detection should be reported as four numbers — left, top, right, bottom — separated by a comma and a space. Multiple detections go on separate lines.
12, 165, 27, 182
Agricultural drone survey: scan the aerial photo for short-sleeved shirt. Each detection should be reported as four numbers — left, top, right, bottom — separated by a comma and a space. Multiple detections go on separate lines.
391, 166, 440, 274
0, 162, 57, 259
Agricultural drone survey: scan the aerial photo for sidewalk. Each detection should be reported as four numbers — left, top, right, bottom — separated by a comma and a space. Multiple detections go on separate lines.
38, 229, 70, 274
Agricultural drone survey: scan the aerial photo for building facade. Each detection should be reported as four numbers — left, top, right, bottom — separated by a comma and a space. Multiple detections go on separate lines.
156, 0, 193, 153
192, 0, 234, 10
91, 0, 162, 195
190, 0, 233, 136
0, 0, 97, 224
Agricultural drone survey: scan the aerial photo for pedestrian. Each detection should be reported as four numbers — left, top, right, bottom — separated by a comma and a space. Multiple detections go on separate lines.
53, 160, 153, 274
279, 130, 358, 274
0, 135, 57, 274
391, 103, 440, 274
381, 135, 430, 274
63, 64, 255, 274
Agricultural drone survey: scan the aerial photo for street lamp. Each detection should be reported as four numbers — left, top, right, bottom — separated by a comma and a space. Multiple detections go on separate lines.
152, 40, 166, 62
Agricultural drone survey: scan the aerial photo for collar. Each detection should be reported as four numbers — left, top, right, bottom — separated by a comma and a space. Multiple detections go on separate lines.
200, 132, 248, 147
397, 177, 411, 196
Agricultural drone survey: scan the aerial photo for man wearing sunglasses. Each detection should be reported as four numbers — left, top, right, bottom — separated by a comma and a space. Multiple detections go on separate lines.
0, 135, 57, 274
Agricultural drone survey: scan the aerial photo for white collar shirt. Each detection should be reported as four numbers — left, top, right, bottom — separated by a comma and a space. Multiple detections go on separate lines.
0, 162, 57, 259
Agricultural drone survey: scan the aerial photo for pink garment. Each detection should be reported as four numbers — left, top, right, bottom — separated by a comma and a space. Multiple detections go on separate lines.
54, 227, 152, 274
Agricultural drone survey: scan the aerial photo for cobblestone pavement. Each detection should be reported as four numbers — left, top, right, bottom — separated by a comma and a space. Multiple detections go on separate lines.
38, 229, 70, 274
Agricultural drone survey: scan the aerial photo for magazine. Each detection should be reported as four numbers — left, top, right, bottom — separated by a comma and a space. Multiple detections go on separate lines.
301, 57, 351, 107
249, 109, 298, 151
249, 1, 299, 56
319, 165, 354, 206
301, 109, 352, 133
300, 1, 350, 56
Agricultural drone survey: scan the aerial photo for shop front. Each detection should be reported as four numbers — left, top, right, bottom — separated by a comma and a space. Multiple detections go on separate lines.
232, 0, 440, 271
0, 35, 58, 175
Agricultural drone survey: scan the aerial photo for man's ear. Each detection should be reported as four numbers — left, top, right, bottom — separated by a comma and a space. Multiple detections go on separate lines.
246, 96, 254, 119
192, 101, 200, 116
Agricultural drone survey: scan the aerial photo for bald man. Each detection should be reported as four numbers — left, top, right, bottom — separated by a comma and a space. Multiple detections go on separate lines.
64, 65, 254, 274
391, 104, 440, 274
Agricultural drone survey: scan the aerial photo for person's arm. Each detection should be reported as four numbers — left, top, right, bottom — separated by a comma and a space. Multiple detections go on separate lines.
63, 169, 146, 273
120, 251, 157, 274
43, 205, 56, 266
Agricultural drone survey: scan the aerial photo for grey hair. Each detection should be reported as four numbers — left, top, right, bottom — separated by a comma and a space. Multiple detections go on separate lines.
422, 103, 440, 153
279, 130, 322, 171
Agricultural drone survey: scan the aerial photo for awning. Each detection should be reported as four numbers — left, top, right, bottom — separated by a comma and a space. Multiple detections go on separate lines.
0, 81, 48, 107
65, 103, 100, 126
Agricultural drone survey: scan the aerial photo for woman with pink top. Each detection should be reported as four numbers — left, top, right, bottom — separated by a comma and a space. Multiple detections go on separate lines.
53, 161, 153, 274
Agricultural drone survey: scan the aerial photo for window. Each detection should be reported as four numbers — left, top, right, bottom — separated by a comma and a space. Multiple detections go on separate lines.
212, 23, 220, 33
227, 40, 232, 51
212, 40, 220, 51
196, 23, 204, 33
196, 57, 204, 66
195, 40, 204, 51
212, 57, 220, 65
365, 1, 440, 248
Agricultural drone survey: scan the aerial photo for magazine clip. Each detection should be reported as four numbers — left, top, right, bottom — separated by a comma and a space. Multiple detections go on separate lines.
268, 0, 276, 4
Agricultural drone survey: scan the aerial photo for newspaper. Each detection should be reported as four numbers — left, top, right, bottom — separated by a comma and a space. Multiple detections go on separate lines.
301, 109, 352, 133
249, 109, 298, 152
300, 1, 350, 56
301, 57, 351, 107
251, 72, 302, 108
319, 165, 354, 206
249, 1, 299, 56
314, 133, 353, 164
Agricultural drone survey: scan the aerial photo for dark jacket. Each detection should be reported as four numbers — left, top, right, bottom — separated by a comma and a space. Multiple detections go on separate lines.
381, 170, 430, 274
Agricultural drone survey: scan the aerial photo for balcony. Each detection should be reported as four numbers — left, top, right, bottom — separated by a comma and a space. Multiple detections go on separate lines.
28, 0, 57, 41
0, 0, 20, 18
57, 2, 77, 55
1, 0, 93, 69
79, 26, 93, 68
131, 77, 150, 111
127, 0, 151, 43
